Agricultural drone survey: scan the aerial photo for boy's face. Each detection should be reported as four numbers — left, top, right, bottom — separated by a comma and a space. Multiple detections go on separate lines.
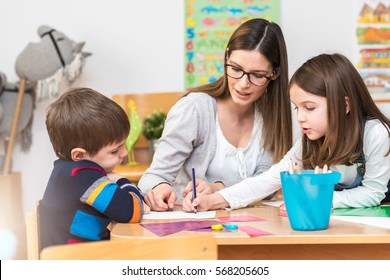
290, 83, 328, 141
84, 140, 128, 173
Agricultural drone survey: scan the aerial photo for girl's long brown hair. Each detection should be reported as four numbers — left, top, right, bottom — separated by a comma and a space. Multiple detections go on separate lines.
290, 53, 390, 169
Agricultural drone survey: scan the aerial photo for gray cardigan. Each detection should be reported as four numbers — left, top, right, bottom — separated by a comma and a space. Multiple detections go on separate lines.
137, 92, 273, 199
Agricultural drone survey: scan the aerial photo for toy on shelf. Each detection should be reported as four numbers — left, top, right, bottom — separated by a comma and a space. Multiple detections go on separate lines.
126, 99, 142, 166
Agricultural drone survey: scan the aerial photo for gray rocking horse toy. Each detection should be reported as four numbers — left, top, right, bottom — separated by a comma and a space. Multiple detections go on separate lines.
0, 25, 91, 175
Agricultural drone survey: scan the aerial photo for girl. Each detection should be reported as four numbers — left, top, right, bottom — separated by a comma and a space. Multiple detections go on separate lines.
183, 53, 390, 211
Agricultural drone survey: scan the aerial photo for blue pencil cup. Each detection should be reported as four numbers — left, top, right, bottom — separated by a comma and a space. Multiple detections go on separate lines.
280, 170, 341, 231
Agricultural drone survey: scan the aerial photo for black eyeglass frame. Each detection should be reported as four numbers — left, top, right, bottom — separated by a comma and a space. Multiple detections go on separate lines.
225, 64, 274, 86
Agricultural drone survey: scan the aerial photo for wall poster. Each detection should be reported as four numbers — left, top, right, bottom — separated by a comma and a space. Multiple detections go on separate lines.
184, 0, 280, 91
356, 0, 390, 102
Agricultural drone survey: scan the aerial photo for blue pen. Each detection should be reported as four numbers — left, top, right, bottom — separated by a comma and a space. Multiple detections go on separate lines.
192, 168, 197, 214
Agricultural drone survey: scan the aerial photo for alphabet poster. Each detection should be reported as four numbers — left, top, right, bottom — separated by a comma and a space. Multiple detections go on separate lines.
356, 0, 390, 101
184, 0, 280, 91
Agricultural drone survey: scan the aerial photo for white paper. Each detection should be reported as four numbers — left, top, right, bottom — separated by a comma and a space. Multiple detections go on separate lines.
331, 216, 390, 229
142, 210, 216, 220
261, 201, 284, 207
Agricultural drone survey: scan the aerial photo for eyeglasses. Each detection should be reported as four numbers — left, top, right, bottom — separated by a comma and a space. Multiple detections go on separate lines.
225, 64, 274, 86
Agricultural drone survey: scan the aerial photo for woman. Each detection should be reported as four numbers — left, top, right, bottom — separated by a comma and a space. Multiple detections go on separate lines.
138, 18, 293, 211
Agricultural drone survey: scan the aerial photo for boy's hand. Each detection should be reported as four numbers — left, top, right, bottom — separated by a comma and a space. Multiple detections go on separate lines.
143, 202, 151, 214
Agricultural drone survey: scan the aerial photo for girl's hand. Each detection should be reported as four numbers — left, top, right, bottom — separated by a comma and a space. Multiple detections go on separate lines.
279, 203, 287, 217
182, 178, 224, 198
182, 192, 228, 212
182, 192, 207, 212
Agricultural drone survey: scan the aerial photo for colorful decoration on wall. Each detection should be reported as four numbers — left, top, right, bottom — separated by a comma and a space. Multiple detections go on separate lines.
356, 0, 390, 101
184, 0, 280, 91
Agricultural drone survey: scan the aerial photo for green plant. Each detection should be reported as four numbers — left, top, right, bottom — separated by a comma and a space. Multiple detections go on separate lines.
142, 110, 167, 140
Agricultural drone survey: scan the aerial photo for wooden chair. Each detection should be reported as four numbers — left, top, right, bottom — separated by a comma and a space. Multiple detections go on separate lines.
112, 92, 183, 183
25, 200, 41, 260
40, 235, 217, 260
0, 172, 27, 259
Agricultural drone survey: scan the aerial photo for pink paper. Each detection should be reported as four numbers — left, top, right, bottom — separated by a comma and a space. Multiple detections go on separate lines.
141, 220, 220, 236
218, 215, 266, 222
239, 226, 273, 237
187, 227, 230, 233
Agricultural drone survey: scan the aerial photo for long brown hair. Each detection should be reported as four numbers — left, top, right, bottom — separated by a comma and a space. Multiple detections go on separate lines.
188, 18, 292, 162
290, 53, 390, 169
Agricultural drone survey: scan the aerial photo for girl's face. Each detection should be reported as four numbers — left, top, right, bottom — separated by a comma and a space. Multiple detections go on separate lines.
227, 50, 274, 107
290, 83, 328, 140
84, 139, 128, 173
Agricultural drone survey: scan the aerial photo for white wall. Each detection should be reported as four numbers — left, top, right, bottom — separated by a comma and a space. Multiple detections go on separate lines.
0, 0, 388, 216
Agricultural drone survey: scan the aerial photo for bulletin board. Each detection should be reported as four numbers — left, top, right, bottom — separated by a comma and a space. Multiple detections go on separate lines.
356, 0, 390, 102
184, 0, 280, 91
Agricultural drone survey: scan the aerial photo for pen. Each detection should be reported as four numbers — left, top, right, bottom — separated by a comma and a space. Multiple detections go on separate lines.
192, 168, 197, 214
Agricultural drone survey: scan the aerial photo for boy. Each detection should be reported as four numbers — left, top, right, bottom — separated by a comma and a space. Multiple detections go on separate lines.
40, 87, 149, 250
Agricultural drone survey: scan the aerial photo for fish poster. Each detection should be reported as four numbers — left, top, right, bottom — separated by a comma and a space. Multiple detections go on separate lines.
184, 0, 280, 91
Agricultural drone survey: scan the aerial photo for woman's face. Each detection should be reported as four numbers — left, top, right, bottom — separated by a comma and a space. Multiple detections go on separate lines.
290, 83, 328, 140
226, 50, 274, 107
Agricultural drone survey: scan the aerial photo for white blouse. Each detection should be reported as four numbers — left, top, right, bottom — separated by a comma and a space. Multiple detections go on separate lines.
206, 109, 262, 186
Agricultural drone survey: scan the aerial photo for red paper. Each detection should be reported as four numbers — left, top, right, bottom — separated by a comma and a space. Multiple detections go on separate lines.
239, 226, 273, 237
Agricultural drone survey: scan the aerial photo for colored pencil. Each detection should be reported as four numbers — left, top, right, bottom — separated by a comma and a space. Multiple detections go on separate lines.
192, 168, 197, 214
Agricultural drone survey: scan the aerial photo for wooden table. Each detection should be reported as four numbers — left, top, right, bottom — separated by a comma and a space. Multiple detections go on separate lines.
110, 203, 390, 260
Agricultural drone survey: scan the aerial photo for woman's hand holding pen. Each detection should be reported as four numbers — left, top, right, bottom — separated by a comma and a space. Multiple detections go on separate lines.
144, 183, 177, 211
